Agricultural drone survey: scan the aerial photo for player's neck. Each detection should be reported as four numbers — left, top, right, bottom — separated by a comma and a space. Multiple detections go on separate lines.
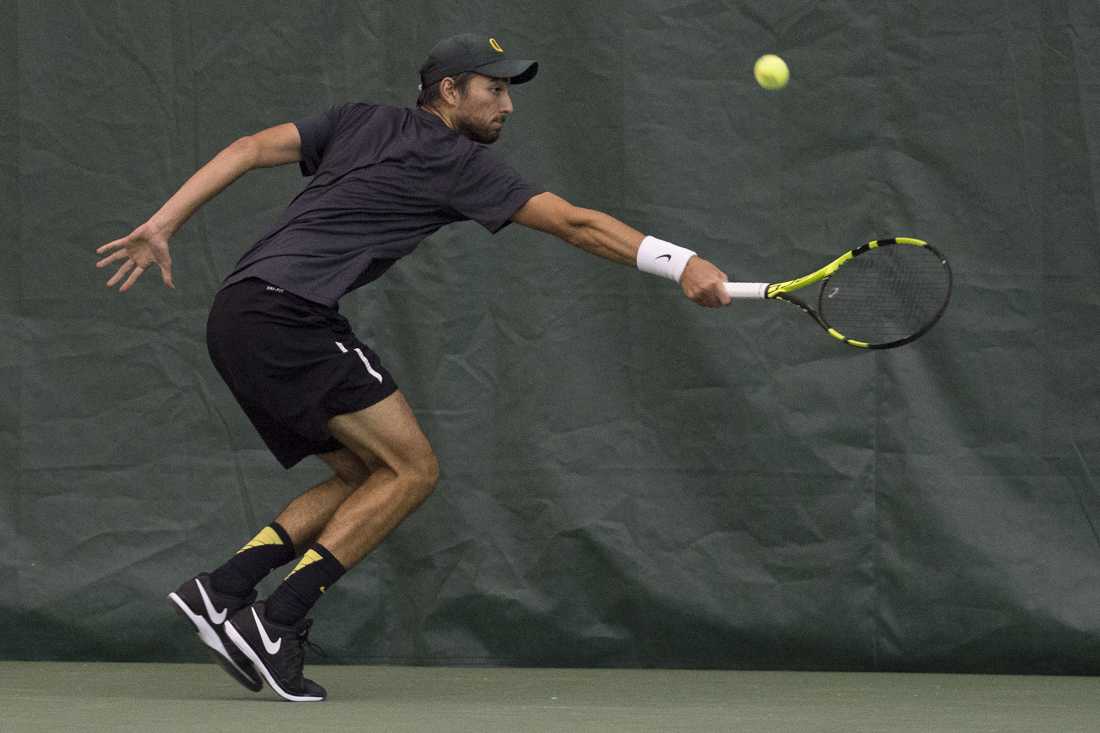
420, 105, 456, 131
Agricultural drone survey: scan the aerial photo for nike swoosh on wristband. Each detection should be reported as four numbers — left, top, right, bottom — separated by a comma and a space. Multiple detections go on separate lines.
656, 254, 672, 262
253, 608, 282, 655
196, 580, 228, 625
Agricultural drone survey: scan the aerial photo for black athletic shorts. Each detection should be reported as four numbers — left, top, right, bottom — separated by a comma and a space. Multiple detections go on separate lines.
206, 278, 398, 468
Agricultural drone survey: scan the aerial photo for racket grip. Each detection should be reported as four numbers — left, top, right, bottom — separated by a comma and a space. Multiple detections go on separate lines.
724, 282, 768, 299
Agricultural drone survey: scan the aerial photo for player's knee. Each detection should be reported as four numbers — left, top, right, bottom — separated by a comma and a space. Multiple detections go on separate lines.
408, 448, 439, 501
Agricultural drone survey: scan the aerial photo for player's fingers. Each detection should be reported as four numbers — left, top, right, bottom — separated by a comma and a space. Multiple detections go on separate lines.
96, 249, 129, 269
689, 282, 729, 308
691, 291, 719, 308
96, 237, 127, 255
119, 264, 146, 293
154, 249, 175, 288
106, 260, 135, 288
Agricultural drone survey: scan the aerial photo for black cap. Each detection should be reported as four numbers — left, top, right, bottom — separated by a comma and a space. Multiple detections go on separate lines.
419, 33, 538, 90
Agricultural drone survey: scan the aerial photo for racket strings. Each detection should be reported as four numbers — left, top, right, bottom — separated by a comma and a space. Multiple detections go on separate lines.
818, 245, 950, 345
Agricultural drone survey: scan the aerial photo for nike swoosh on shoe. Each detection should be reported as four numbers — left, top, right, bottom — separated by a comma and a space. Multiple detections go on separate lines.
196, 579, 228, 624
254, 607, 282, 655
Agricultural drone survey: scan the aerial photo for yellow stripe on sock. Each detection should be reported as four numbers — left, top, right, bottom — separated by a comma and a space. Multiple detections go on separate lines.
285, 549, 324, 580
236, 526, 284, 555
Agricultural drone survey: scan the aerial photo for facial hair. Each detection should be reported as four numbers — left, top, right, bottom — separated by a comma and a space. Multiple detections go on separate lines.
455, 114, 503, 144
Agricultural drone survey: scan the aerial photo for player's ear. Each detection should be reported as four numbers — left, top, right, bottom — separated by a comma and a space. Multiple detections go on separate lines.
439, 77, 459, 107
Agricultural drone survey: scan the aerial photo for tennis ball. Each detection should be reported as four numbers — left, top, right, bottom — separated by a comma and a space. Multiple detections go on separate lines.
754, 54, 789, 90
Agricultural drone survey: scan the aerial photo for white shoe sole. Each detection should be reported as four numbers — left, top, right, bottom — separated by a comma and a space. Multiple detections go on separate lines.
168, 591, 262, 689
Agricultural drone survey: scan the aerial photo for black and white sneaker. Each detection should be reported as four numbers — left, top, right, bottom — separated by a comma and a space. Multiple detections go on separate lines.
224, 601, 327, 702
168, 573, 263, 692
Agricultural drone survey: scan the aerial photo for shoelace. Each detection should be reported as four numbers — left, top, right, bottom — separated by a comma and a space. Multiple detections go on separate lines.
298, 620, 327, 659
283, 618, 328, 686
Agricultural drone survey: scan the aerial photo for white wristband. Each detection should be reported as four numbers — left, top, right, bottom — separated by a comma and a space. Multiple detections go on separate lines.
636, 235, 697, 283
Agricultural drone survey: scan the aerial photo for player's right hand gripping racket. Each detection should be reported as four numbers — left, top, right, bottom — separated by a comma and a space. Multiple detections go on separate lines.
724, 237, 952, 349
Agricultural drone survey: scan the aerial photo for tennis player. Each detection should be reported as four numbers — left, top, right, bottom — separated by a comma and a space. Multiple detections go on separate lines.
96, 33, 732, 702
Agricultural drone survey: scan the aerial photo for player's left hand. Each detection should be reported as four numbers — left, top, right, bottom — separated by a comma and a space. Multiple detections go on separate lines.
680, 256, 732, 308
95, 220, 175, 293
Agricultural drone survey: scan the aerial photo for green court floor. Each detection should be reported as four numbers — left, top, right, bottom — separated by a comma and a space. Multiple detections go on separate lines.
2, 662, 1097, 732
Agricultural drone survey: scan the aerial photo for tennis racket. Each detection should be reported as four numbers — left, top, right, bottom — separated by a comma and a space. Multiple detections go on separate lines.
724, 237, 952, 349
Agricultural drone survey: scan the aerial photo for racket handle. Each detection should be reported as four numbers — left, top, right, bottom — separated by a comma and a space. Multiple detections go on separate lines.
724, 282, 768, 299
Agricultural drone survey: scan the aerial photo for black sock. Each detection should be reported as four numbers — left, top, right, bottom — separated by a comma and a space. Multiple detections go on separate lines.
264, 542, 346, 627
209, 522, 296, 597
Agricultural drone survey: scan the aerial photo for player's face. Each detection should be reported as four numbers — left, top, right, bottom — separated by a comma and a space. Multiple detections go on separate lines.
454, 75, 513, 144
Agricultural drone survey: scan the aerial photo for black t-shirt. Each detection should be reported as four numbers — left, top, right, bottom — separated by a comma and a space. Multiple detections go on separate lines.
223, 103, 543, 306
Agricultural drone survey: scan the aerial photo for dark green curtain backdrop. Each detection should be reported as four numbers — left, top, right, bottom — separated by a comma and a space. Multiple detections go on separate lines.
3, 1, 1099, 672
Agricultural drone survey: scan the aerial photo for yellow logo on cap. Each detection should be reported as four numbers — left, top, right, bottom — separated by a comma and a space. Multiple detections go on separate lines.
489, 38, 504, 53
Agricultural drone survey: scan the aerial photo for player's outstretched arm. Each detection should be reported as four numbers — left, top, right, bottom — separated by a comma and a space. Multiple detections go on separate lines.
511, 192, 731, 308
95, 123, 302, 293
